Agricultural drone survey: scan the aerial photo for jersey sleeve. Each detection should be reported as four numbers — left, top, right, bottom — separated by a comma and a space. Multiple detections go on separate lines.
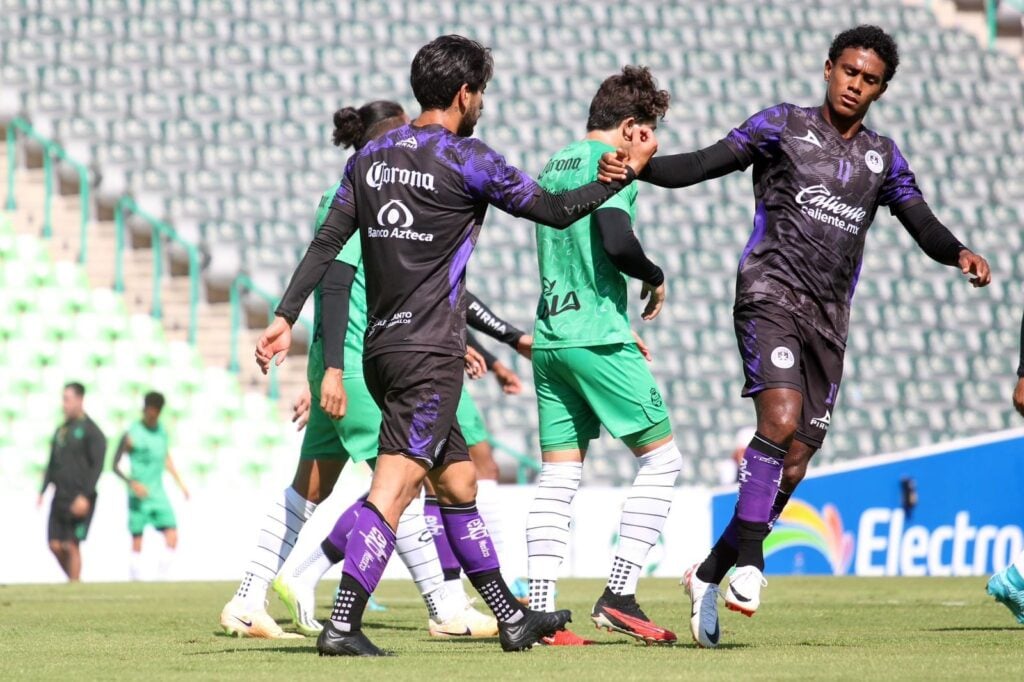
720, 103, 790, 169
879, 142, 925, 211
596, 182, 637, 217
459, 138, 540, 216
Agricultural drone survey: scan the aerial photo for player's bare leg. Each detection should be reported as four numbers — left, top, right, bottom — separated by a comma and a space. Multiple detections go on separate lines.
65, 541, 82, 582
48, 540, 71, 580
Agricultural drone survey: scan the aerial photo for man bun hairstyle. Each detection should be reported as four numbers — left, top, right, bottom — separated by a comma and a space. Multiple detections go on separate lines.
586, 65, 670, 132
332, 100, 406, 150
828, 25, 900, 83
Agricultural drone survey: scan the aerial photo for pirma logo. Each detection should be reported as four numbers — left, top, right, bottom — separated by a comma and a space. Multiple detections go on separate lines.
764, 499, 854, 575
377, 199, 413, 228
810, 410, 831, 430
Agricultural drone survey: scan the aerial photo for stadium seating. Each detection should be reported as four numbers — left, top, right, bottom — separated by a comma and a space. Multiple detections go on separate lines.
0, 215, 291, 488
1, 0, 1021, 485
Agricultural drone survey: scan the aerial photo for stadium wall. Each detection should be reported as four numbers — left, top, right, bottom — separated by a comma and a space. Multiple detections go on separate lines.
712, 429, 1024, 577
2, 467, 712, 584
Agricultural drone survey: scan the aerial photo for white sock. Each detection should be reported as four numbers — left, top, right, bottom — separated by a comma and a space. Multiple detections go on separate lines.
423, 583, 463, 623
395, 495, 445, 597
1013, 550, 1024, 576
526, 461, 583, 611
158, 547, 176, 580
475, 479, 507, 572
444, 577, 469, 603
235, 487, 316, 610
285, 544, 335, 595
528, 578, 557, 613
130, 551, 143, 581
610, 440, 682, 595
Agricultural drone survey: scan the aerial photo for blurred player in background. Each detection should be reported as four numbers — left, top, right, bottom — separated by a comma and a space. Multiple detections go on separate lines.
987, 310, 1024, 624
257, 34, 656, 655
601, 24, 991, 647
525, 66, 681, 646
224, 99, 530, 641
113, 391, 189, 580
37, 382, 106, 582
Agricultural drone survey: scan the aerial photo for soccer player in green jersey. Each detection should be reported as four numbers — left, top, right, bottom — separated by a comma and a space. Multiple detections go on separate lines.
113, 391, 189, 581
525, 66, 683, 645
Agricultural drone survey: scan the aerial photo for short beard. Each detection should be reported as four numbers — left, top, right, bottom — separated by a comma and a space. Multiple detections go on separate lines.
456, 110, 479, 137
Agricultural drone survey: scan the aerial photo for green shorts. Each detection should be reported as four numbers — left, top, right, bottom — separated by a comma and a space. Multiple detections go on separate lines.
128, 494, 176, 536
456, 385, 490, 448
533, 342, 671, 451
300, 373, 381, 463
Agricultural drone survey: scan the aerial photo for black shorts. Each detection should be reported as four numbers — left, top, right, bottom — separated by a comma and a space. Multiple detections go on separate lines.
48, 494, 95, 543
734, 302, 845, 448
363, 350, 471, 469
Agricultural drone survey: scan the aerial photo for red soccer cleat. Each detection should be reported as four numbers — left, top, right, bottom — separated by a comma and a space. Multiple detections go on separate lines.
540, 628, 595, 646
590, 588, 677, 645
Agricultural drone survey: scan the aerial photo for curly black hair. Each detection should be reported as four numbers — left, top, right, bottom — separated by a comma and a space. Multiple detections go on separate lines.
586, 65, 671, 131
828, 25, 899, 83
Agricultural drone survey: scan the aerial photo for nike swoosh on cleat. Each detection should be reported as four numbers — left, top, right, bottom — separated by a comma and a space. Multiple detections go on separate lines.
705, 622, 720, 644
234, 616, 254, 627
729, 589, 752, 603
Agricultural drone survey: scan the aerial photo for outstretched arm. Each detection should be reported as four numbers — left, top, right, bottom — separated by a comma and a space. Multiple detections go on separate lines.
893, 201, 990, 286
466, 292, 526, 349
635, 142, 744, 188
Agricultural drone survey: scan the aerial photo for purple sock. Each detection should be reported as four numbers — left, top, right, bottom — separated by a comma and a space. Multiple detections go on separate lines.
340, 501, 395, 595
440, 501, 523, 623
735, 434, 786, 523
425, 495, 462, 580
734, 433, 787, 569
322, 494, 368, 561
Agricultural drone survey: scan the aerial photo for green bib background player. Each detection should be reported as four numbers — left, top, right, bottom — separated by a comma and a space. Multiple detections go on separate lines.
113, 391, 189, 581
525, 66, 684, 645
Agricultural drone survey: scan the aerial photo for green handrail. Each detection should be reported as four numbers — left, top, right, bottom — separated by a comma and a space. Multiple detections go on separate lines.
114, 197, 201, 345
490, 438, 542, 484
229, 273, 314, 400
5, 117, 91, 262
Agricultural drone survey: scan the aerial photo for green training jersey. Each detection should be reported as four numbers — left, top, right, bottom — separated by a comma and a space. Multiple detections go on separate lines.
126, 420, 168, 498
308, 183, 369, 387
533, 139, 638, 349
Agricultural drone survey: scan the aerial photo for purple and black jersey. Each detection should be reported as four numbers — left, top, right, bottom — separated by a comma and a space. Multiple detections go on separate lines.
327, 123, 540, 360
276, 122, 635, 362
724, 103, 924, 347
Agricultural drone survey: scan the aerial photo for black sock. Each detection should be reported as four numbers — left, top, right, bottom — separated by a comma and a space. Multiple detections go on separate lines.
330, 573, 369, 632
768, 488, 793, 530
696, 534, 741, 584
467, 569, 525, 623
321, 538, 345, 564
442, 567, 463, 582
735, 519, 768, 571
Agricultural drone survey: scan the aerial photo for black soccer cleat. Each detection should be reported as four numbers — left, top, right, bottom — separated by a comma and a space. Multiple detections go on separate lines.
498, 608, 572, 652
316, 620, 392, 657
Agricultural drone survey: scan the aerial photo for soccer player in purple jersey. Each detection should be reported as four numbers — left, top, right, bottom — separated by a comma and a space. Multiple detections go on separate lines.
255, 35, 658, 656
601, 25, 991, 647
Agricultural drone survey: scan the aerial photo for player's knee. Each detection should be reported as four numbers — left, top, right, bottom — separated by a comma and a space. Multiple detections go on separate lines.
48, 540, 63, 555
757, 411, 800, 445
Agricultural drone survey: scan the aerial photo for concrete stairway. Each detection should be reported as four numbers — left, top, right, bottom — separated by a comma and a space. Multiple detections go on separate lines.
1, 139, 307, 416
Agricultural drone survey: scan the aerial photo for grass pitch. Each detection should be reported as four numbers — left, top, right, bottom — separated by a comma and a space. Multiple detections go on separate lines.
1, 577, 1020, 680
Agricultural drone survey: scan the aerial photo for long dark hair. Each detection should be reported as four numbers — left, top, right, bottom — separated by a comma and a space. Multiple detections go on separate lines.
332, 100, 406, 150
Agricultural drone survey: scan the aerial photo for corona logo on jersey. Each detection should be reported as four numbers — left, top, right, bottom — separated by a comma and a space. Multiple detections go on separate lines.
763, 499, 854, 576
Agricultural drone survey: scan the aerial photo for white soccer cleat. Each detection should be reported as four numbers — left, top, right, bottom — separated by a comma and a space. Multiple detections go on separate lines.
724, 565, 767, 617
428, 599, 499, 638
272, 575, 323, 637
683, 563, 720, 648
220, 598, 304, 639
